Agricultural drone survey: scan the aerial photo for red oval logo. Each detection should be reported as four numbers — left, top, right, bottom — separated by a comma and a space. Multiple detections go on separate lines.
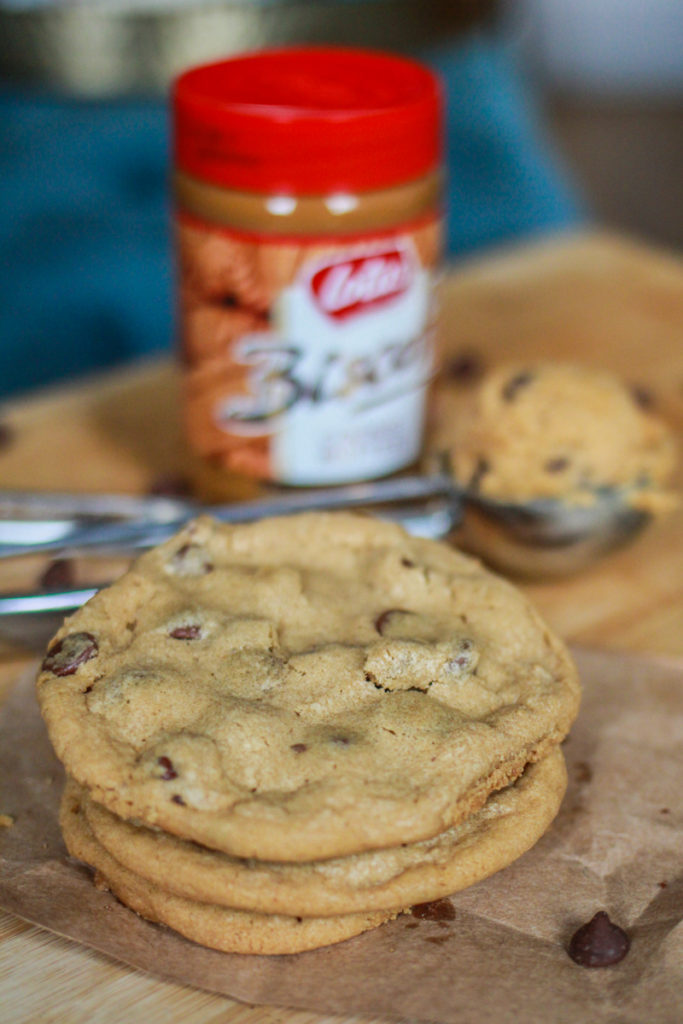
310, 247, 414, 321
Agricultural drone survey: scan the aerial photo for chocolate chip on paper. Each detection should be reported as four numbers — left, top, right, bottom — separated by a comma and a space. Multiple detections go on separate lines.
568, 911, 630, 967
411, 898, 456, 922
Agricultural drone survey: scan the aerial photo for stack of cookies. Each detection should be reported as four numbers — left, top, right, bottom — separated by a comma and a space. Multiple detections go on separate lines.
37, 514, 580, 955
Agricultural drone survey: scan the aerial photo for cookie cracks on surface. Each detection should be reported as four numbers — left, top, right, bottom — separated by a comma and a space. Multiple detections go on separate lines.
364, 668, 432, 695
363, 637, 478, 693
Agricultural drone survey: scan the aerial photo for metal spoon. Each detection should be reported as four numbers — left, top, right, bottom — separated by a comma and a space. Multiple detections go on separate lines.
456, 486, 651, 578
0, 473, 464, 617
0, 474, 658, 621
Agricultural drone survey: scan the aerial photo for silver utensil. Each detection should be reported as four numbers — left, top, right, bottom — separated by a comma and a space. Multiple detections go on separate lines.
0, 472, 464, 616
0, 473, 461, 559
457, 487, 651, 578
0, 474, 658, 622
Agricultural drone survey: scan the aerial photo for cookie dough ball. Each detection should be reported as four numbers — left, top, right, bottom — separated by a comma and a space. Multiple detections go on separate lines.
444, 362, 677, 506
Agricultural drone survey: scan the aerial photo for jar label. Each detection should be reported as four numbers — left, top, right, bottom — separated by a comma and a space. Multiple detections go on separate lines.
178, 214, 440, 484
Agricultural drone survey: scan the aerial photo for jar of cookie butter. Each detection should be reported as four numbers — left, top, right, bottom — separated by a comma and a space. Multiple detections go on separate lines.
173, 47, 443, 498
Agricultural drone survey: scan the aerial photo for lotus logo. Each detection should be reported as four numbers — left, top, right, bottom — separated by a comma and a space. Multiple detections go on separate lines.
310, 247, 414, 321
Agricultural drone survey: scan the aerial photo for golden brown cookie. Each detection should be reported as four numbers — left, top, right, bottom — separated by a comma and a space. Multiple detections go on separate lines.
60, 787, 395, 955
439, 361, 677, 507
76, 747, 567, 916
38, 513, 579, 861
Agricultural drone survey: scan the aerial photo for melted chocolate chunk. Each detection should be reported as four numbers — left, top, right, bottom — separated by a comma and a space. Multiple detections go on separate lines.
171, 794, 186, 806
157, 756, 178, 781
374, 608, 409, 635
448, 638, 475, 674
411, 898, 456, 922
290, 743, 308, 754
445, 351, 484, 383
39, 558, 75, 591
169, 543, 214, 576
568, 911, 630, 967
42, 632, 98, 677
502, 371, 533, 402
169, 624, 201, 640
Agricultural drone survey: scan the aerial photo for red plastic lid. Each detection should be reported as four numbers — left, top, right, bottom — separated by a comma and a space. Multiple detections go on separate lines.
173, 47, 442, 195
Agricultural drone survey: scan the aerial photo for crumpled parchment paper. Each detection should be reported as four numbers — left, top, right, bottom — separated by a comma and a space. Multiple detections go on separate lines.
1, 648, 681, 1024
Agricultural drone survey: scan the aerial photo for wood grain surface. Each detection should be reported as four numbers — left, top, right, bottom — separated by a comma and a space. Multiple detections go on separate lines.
1, 232, 682, 1024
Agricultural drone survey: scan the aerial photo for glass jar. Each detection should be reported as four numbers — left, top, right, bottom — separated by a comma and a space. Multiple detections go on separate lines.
173, 47, 443, 499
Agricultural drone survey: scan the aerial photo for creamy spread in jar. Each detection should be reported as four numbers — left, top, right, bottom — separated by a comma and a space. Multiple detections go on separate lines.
173, 48, 443, 493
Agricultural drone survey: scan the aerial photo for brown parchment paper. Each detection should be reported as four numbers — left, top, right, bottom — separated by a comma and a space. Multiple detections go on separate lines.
1, 648, 681, 1024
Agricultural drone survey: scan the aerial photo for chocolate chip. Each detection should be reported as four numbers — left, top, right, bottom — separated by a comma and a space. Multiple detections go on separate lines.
0, 422, 14, 450
290, 743, 308, 754
374, 608, 409, 635
660, 808, 670, 814
330, 735, 351, 746
574, 761, 593, 784
544, 456, 570, 474
401, 557, 416, 569
568, 911, 630, 967
468, 457, 490, 492
631, 385, 655, 410
169, 543, 214, 576
168, 624, 201, 640
411, 898, 456, 922
658, 881, 668, 889
502, 371, 533, 402
42, 632, 98, 676
171, 794, 185, 805
448, 638, 475, 673
157, 756, 178, 781
39, 558, 75, 591
445, 351, 484, 383
149, 473, 193, 498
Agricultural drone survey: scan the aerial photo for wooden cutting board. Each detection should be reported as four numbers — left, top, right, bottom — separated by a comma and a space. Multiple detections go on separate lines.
0, 231, 682, 1024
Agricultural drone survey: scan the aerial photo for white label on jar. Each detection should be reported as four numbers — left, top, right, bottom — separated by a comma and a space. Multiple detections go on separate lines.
216, 238, 434, 484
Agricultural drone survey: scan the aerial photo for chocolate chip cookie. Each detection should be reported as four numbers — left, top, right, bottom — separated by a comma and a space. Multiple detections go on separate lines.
72, 747, 567, 917
38, 513, 579, 862
439, 361, 677, 509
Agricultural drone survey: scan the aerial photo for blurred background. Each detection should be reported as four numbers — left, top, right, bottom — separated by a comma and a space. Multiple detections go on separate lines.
1, 0, 681, 399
